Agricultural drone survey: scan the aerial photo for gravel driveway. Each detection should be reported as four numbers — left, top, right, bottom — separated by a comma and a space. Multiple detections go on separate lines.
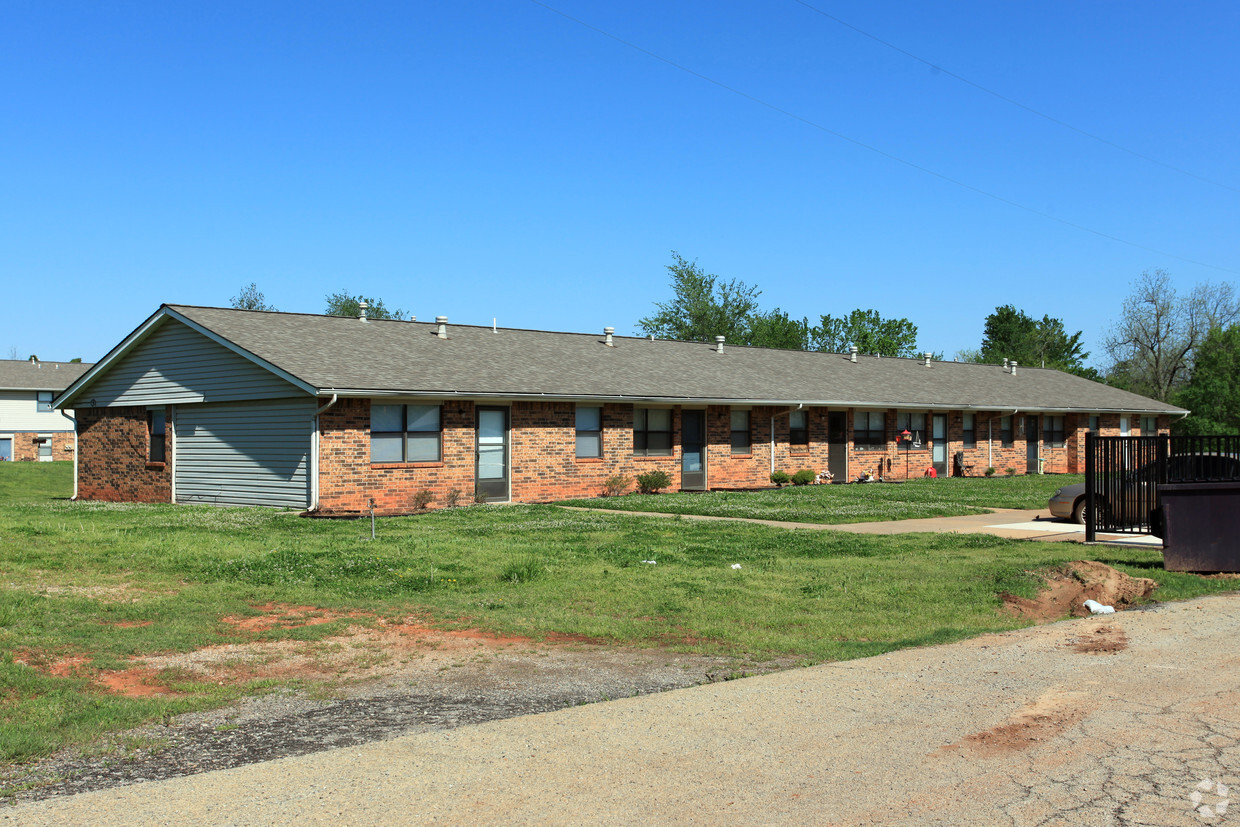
7, 592, 1238, 826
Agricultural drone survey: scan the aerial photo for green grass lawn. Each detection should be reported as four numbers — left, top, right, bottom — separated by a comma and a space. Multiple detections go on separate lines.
557, 474, 1079, 523
0, 462, 1233, 769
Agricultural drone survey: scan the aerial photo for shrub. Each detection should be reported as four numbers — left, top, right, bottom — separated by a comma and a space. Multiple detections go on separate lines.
603, 475, 631, 497
412, 489, 435, 510
473, 490, 489, 504
444, 488, 463, 508
1005, 467, 1016, 477
984, 467, 996, 477
791, 469, 816, 486
770, 470, 791, 487
636, 470, 671, 494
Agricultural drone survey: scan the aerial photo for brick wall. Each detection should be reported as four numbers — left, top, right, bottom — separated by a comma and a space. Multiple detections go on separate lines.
316, 398, 475, 512
76, 406, 172, 502
314, 398, 1168, 509
6, 431, 75, 462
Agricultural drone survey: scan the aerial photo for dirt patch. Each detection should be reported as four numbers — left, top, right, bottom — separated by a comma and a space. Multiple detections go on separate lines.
220, 602, 367, 632
1070, 624, 1129, 654
1000, 561, 1158, 622
108, 620, 154, 628
944, 688, 1090, 757
95, 668, 178, 697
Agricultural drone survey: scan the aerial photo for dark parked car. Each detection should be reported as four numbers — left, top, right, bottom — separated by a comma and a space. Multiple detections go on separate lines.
1048, 453, 1240, 525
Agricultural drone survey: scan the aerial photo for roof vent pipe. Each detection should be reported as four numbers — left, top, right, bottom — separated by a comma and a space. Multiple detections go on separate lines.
358, 301, 368, 323
435, 316, 448, 339
849, 345, 858, 363
1003, 358, 1009, 369
1010, 361, 1018, 376
604, 326, 614, 347
923, 352, 932, 367
715, 335, 725, 354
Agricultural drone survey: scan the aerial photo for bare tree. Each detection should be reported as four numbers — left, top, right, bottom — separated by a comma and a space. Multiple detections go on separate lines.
1104, 270, 1240, 401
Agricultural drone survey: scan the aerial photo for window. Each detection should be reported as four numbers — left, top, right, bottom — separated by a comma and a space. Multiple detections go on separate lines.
730, 410, 751, 454
1042, 415, 1065, 447
634, 408, 672, 456
1000, 416, 1013, 447
148, 410, 166, 464
37, 436, 52, 460
853, 410, 885, 448
37, 391, 53, 413
575, 405, 602, 458
1141, 416, 1157, 435
789, 410, 808, 450
371, 403, 441, 463
1120, 416, 1130, 436
962, 413, 976, 448
1089, 415, 1099, 432
896, 412, 925, 445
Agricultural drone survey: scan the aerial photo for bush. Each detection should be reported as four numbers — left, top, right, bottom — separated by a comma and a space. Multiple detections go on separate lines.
1005, 467, 1016, 477
603, 475, 631, 497
636, 470, 672, 494
412, 489, 435, 510
444, 488, 463, 508
984, 467, 996, 477
791, 469, 816, 486
770, 470, 791, 487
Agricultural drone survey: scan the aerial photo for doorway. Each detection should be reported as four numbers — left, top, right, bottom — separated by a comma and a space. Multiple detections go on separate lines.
931, 414, 948, 476
1026, 416, 1040, 473
827, 411, 847, 481
475, 407, 509, 502
681, 410, 706, 490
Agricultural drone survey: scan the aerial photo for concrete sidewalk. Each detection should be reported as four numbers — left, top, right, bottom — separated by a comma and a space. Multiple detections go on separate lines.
9, 593, 1236, 826
560, 505, 1161, 547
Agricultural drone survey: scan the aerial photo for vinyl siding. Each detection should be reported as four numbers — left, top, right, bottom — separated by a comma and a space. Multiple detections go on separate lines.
174, 399, 313, 508
81, 319, 304, 407
0, 390, 76, 432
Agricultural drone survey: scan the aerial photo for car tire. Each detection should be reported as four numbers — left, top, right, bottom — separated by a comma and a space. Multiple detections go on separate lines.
1071, 498, 1087, 525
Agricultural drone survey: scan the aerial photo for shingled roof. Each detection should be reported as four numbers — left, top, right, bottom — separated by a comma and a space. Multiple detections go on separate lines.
63, 305, 1184, 415
0, 359, 92, 392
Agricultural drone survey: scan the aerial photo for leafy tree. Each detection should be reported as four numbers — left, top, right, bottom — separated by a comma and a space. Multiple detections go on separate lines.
1174, 325, 1240, 435
809, 309, 921, 357
638, 253, 761, 344
975, 305, 1089, 373
324, 290, 408, 321
230, 283, 277, 311
748, 308, 810, 350
1103, 270, 1240, 401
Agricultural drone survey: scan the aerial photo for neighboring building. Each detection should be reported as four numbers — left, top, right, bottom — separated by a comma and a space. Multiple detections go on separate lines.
56, 305, 1184, 510
0, 359, 93, 462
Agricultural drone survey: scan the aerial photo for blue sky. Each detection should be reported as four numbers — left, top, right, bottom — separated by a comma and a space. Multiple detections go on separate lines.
4, 1, 1237, 368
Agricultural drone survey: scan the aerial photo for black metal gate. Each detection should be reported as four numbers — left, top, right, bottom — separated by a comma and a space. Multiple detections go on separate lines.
1085, 433, 1240, 542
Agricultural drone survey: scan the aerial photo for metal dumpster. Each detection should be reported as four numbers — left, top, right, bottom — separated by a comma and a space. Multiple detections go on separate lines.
1158, 481, 1240, 573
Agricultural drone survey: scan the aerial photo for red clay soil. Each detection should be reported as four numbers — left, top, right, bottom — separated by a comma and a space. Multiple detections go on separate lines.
1000, 561, 1158, 623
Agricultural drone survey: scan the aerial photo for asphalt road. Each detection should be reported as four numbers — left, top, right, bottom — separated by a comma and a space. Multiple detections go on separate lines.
7, 592, 1237, 826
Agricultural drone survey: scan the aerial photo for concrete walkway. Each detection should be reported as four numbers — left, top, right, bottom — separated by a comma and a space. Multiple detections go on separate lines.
9, 593, 1237, 826
559, 506, 1161, 547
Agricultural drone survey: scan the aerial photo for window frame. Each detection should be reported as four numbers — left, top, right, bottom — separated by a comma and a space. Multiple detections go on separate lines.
730, 409, 751, 455
37, 391, 53, 413
896, 412, 926, 445
1042, 415, 1065, 448
147, 409, 166, 464
853, 410, 885, 449
962, 413, 976, 448
1000, 415, 1013, 447
575, 405, 603, 459
789, 409, 809, 450
1141, 416, 1157, 435
633, 407, 673, 457
370, 403, 443, 464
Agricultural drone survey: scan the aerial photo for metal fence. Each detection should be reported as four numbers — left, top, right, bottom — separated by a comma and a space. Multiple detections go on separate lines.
1085, 433, 1240, 541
